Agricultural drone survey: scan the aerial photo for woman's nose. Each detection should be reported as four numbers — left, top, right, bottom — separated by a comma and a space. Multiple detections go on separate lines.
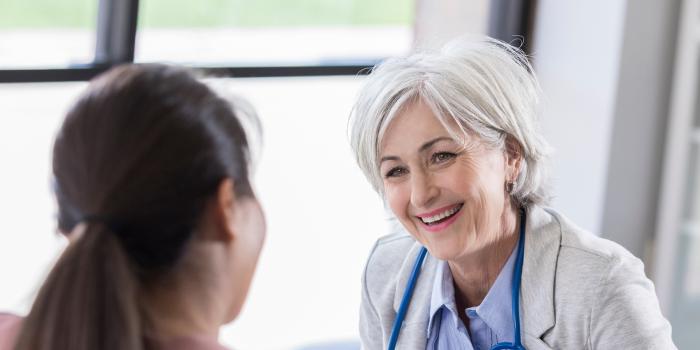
409, 171, 439, 209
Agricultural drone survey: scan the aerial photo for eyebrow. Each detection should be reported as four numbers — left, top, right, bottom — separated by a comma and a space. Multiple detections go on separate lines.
379, 137, 454, 164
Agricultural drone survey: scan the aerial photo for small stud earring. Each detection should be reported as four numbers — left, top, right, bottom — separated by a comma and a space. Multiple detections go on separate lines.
506, 181, 515, 194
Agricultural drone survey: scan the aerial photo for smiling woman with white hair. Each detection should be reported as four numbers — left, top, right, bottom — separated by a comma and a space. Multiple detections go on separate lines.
349, 37, 676, 350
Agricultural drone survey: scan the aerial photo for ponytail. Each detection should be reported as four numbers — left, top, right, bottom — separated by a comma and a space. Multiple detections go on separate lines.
14, 223, 143, 350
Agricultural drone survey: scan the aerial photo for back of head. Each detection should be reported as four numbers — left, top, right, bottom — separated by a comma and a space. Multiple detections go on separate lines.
14, 64, 257, 350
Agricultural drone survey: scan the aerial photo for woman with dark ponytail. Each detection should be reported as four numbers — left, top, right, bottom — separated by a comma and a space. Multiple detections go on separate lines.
0, 64, 266, 350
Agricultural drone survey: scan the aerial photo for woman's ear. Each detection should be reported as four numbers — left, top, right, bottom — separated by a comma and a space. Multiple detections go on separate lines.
211, 178, 237, 242
504, 135, 523, 181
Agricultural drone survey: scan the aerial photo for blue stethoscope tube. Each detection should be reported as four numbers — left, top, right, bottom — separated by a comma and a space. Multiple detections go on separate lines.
387, 209, 527, 350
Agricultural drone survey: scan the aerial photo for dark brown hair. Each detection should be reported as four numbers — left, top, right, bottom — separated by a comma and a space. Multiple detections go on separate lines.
14, 64, 257, 350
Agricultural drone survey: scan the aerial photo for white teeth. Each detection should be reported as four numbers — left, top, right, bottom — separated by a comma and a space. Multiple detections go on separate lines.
420, 205, 461, 224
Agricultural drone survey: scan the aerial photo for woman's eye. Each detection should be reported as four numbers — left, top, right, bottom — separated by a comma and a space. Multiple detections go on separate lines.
432, 152, 456, 163
385, 167, 407, 178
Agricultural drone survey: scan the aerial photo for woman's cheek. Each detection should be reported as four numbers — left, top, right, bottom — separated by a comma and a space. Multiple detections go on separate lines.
385, 183, 403, 212
386, 183, 415, 231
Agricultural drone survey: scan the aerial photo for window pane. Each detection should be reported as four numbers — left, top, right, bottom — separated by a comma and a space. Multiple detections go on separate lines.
0, 0, 97, 68
135, 0, 415, 65
0, 82, 85, 313
670, 141, 700, 349
211, 76, 386, 349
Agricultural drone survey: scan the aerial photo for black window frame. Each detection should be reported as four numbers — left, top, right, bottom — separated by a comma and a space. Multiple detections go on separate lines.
0, 0, 535, 83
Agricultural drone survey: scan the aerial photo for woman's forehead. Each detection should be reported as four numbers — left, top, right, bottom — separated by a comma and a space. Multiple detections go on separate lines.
379, 103, 476, 153
380, 126, 462, 163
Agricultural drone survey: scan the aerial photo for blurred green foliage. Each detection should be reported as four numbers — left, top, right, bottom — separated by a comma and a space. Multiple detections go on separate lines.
0, 0, 413, 28
0, 0, 97, 28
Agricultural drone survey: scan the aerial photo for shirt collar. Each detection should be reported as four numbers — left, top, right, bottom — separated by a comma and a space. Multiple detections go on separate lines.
426, 238, 519, 341
427, 260, 458, 334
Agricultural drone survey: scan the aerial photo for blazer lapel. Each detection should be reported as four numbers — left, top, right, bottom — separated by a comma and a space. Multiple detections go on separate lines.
520, 206, 562, 341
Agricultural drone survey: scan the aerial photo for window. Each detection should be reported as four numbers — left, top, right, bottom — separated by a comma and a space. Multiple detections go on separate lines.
0, 0, 503, 348
136, 0, 414, 66
0, 0, 97, 68
214, 76, 387, 348
0, 82, 84, 312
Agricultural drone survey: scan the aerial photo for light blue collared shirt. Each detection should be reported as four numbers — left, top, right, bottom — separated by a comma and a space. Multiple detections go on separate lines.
426, 241, 518, 350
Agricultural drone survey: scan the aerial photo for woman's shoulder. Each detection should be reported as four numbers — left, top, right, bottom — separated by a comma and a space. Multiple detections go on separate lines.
544, 207, 643, 268
540, 210, 674, 348
146, 335, 230, 350
364, 232, 419, 278
544, 207, 655, 306
360, 230, 437, 334
361, 231, 425, 303
370, 231, 417, 255
0, 315, 231, 350
0, 313, 23, 350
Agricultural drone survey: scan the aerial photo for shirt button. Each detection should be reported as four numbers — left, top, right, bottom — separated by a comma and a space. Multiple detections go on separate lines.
466, 309, 478, 317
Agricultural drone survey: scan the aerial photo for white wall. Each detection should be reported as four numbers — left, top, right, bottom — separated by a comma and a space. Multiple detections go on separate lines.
530, 0, 628, 234
601, 0, 680, 261
531, 0, 681, 265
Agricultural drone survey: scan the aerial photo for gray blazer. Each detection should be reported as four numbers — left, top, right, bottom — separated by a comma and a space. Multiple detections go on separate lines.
359, 206, 676, 349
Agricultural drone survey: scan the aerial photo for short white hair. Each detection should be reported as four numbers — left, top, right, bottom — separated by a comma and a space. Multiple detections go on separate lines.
349, 36, 552, 206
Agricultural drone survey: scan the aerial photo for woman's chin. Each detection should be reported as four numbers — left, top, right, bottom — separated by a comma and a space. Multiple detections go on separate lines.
424, 245, 462, 262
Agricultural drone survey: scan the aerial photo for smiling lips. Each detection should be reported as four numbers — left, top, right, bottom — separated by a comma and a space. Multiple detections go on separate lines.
415, 203, 464, 232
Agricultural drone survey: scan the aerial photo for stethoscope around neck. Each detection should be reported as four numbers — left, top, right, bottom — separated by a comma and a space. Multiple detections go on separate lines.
387, 208, 528, 350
